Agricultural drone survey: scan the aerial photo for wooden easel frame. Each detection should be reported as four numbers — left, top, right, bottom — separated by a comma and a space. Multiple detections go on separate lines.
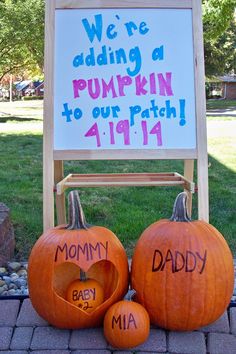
43, 0, 208, 231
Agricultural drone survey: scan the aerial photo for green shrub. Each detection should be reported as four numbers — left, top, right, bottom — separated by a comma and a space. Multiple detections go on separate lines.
22, 96, 43, 101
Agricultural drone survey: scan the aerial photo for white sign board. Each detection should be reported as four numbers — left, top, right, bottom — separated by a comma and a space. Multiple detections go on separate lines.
54, 9, 196, 150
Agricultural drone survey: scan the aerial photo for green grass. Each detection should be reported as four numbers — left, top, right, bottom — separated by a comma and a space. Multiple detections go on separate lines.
207, 116, 236, 121
206, 99, 236, 110
0, 99, 236, 259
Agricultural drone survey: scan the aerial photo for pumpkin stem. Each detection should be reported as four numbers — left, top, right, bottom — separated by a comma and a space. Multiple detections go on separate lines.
124, 289, 136, 301
66, 190, 89, 230
80, 268, 87, 281
169, 192, 191, 222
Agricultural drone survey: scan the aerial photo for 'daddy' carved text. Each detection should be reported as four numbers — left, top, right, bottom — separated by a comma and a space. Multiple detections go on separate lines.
152, 249, 207, 274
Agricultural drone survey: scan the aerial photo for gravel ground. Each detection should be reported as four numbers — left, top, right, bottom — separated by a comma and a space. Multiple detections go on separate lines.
0, 262, 28, 297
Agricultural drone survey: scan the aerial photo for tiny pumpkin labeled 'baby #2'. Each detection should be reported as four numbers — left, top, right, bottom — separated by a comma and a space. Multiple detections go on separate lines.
104, 290, 150, 349
66, 269, 104, 313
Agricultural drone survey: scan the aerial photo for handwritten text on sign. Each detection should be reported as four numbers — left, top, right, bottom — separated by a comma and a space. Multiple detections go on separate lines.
54, 9, 196, 150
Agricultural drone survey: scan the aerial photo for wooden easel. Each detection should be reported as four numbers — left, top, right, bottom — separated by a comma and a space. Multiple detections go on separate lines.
43, 0, 208, 231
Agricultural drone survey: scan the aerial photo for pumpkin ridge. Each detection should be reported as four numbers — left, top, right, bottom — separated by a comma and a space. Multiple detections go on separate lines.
186, 222, 198, 330
197, 222, 215, 327
203, 222, 233, 321
196, 222, 207, 328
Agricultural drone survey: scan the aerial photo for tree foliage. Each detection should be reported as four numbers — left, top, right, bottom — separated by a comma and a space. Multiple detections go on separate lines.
202, 0, 236, 41
0, 0, 235, 81
204, 18, 236, 76
0, 0, 44, 81
202, 0, 236, 76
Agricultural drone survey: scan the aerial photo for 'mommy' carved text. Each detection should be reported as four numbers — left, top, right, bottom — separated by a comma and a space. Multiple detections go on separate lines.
54, 241, 108, 262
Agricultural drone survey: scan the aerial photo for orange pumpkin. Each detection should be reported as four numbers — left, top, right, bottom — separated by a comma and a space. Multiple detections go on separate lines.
28, 190, 129, 329
131, 192, 234, 331
66, 270, 104, 313
103, 290, 150, 349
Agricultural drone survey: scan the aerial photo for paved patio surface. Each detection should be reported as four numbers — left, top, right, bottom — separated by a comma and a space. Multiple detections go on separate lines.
0, 298, 235, 354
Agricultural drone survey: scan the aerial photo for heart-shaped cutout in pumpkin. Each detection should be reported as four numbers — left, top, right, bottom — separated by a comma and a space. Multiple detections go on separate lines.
53, 260, 119, 314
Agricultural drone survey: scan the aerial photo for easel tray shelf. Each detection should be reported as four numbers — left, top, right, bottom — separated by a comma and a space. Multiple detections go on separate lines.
56, 172, 195, 195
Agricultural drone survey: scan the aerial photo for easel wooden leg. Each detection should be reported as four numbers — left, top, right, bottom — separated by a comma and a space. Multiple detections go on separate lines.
43, 0, 55, 232
43, 141, 54, 232
184, 159, 194, 217
54, 160, 66, 225
197, 154, 209, 222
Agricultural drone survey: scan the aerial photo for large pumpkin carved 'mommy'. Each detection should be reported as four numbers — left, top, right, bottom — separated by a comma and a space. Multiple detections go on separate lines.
131, 192, 234, 331
28, 191, 129, 329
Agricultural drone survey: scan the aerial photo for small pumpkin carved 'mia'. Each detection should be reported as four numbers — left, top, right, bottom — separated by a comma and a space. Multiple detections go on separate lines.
131, 192, 234, 331
28, 190, 129, 329
66, 270, 104, 313
103, 290, 150, 349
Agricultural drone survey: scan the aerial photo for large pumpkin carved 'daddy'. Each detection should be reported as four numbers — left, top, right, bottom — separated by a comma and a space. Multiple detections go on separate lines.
131, 192, 234, 331
28, 191, 129, 329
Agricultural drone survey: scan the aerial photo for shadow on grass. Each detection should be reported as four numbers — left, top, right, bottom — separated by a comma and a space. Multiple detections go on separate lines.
207, 107, 236, 113
0, 116, 42, 123
0, 133, 235, 259
206, 113, 236, 118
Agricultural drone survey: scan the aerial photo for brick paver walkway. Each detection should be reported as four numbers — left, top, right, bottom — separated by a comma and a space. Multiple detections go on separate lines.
0, 298, 235, 353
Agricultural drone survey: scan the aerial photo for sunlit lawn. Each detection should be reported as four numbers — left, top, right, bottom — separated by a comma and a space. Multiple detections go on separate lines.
0, 99, 235, 258
206, 99, 236, 110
